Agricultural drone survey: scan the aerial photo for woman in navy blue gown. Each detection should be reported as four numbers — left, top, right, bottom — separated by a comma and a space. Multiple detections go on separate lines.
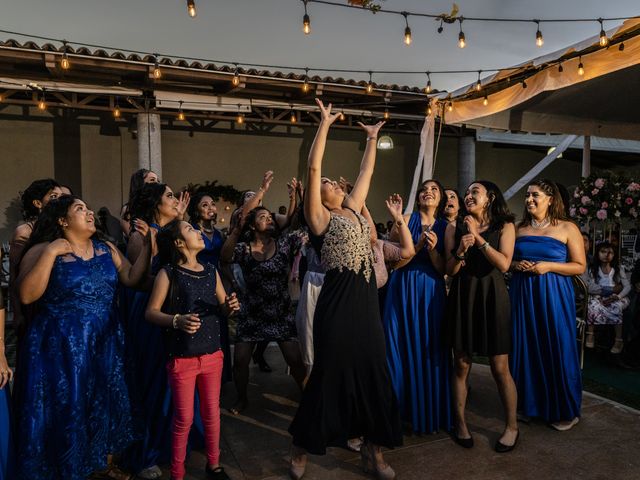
14, 195, 151, 480
383, 179, 452, 434
509, 179, 586, 431
0, 289, 13, 480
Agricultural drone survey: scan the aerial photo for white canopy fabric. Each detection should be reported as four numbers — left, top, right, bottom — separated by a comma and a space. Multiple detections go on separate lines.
442, 19, 640, 141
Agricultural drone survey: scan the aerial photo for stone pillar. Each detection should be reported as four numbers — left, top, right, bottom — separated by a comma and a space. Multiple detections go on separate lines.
582, 135, 591, 178
458, 135, 476, 194
137, 113, 162, 178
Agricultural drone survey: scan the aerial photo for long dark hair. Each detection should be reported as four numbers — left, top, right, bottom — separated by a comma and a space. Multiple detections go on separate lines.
187, 191, 214, 224
241, 206, 275, 242
123, 169, 155, 221
416, 179, 447, 218
518, 179, 567, 228
156, 220, 187, 267
129, 183, 168, 226
442, 187, 466, 221
20, 178, 60, 221
468, 180, 515, 230
23, 195, 107, 256
590, 241, 621, 283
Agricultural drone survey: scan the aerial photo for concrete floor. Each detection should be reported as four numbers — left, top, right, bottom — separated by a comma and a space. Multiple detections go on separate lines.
169, 346, 640, 480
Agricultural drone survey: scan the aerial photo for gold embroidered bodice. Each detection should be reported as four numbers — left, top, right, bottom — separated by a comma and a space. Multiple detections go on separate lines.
321, 212, 373, 282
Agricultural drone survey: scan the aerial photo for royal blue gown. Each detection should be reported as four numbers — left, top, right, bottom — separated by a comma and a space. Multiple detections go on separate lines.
382, 213, 452, 433
0, 387, 13, 480
510, 236, 582, 422
14, 241, 132, 480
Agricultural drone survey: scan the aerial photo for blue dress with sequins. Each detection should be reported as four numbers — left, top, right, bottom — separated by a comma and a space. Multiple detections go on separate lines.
14, 241, 133, 480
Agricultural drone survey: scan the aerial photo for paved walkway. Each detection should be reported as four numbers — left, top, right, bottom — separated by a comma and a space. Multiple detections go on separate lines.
170, 346, 640, 480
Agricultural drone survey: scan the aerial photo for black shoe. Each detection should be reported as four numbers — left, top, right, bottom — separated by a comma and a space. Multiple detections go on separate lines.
451, 431, 474, 449
495, 430, 519, 453
205, 465, 230, 479
252, 353, 272, 372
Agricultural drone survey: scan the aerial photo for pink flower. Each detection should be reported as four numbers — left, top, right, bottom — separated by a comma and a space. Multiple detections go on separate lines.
627, 182, 640, 192
626, 197, 634, 205
594, 178, 605, 188
601, 202, 609, 208
596, 209, 607, 220
579, 207, 588, 215
581, 196, 591, 205
569, 207, 576, 217
591, 188, 600, 195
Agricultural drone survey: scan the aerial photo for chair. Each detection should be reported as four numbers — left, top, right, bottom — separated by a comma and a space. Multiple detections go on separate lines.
572, 275, 589, 369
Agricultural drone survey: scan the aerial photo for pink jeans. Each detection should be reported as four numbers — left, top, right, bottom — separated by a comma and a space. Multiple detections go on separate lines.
166, 350, 224, 479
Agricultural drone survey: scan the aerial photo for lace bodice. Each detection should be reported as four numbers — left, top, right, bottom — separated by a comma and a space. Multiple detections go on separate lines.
321, 212, 373, 282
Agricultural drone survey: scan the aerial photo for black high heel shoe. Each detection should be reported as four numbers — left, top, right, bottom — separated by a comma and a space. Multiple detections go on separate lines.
495, 430, 520, 453
252, 352, 272, 372
451, 430, 474, 449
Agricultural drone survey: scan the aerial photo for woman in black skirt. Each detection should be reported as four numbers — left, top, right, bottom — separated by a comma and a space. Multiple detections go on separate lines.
444, 180, 519, 453
288, 99, 401, 479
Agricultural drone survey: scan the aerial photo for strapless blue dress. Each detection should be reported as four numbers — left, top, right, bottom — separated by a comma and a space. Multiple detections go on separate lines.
509, 236, 582, 422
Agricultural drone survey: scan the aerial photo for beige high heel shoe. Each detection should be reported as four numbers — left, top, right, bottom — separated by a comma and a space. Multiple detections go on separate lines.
289, 446, 307, 480
360, 443, 396, 479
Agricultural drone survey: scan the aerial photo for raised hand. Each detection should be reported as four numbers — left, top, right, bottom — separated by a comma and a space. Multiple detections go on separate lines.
177, 191, 191, 219
463, 215, 480, 237
287, 177, 298, 199
133, 219, 151, 243
315, 98, 342, 125
357, 120, 385, 138
260, 170, 274, 192
385, 194, 404, 221
339, 176, 354, 194
425, 231, 438, 251
176, 313, 201, 334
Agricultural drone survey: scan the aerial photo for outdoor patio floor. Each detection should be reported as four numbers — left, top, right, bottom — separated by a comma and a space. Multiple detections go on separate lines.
168, 345, 640, 480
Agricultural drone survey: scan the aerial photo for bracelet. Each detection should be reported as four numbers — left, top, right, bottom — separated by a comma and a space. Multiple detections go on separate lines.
395, 219, 404, 227
172, 314, 179, 329
367, 136, 377, 141
455, 252, 466, 261
479, 241, 490, 250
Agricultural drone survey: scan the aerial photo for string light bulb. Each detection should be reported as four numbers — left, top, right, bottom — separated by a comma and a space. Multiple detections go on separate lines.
458, 19, 466, 49
290, 108, 297, 123
232, 67, 240, 87
113, 99, 121, 118
38, 92, 46, 111
384, 109, 390, 120
578, 57, 584, 76
535, 21, 544, 47
558, 62, 564, 73
302, 1, 311, 35
178, 101, 185, 121
302, 69, 310, 93
598, 19, 608, 47
153, 57, 162, 79
236, 113, 244, 124
483, 95, 489, 106
619, 42, 625, 51
475, 71, 482, 92
425, 72, 432, 94
366, 71, 373, 94
402, 13, 412, 46
60, 40, 70, 69
426, 104, 432, 116
522, 80, 527, 89
187, 0, 196, 18
447, 101, 453, 112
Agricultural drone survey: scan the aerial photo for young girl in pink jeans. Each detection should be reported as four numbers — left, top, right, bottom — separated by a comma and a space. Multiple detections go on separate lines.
146, 220, 240, 480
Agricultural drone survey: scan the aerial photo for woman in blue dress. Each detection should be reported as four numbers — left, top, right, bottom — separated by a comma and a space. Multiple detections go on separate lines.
0, 289, 13, 480
510, 179, 586, 431
383, 179, 453, 434
14, 195, 151, 480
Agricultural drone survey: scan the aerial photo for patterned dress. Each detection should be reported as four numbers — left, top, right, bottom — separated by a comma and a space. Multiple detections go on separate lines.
289, 212, 402, 454
14, 241, 132, 480
232, 233, 302, 341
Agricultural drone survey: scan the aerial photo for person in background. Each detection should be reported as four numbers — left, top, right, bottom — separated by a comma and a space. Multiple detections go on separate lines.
10, 178, 62, 338
443, 189, 463, 226
120, 169, 160, 238
97, 207, 126, 252
586, 241, 630, 354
